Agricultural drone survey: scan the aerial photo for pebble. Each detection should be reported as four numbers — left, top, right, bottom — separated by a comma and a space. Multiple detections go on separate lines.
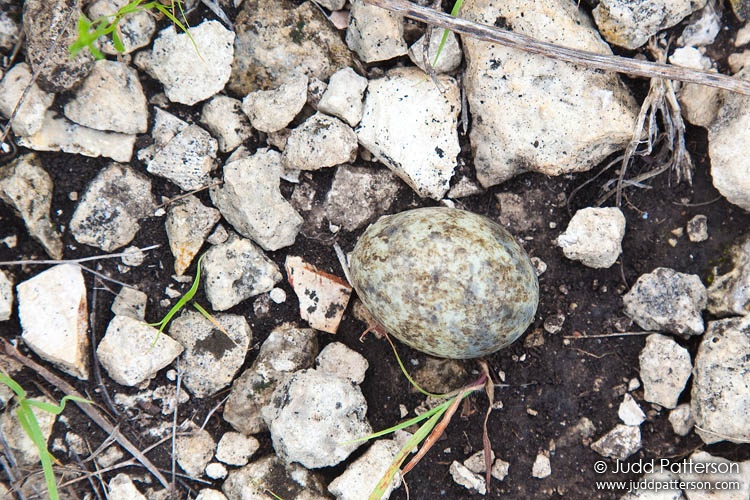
262, 368, 371, 468
463, 449, 495, 474
269, 287, 286, 304
0, 396, 56, 465
316, 342, 369, 384
165, 195, 221, 275
70, 163, 155, 252
121, 246, 146, 267
0, 270, 11, 321
543, 313, 566, 335
707, 233, 750, 317
107, 473, 146, 500
169, 311, 251, 398
17, 264, 89, 379
0, 0, 21, 52
210, 148, 303, 251
282, 112, 358, 171
175, 427, 216, 478
356, 67, 460, 200
241, 73, 308, 133
618, 393, 646, 426
285, 256, 352, 334
346, 0, 407, 62
224, 324, 318, 435
408, 28, 463, 74
202, 234, 282, 311
623, 267, 707, 338
87, 0, 156, 54
200, 96, 253, 153
449, 460, 486, 495
668, 403, 695, 437
531, 453, 552, 479
462, 0, 636, 188
0, 63, 55, 136
691, 316, 750, 444
592, 0, 701, 50
215, 432, 259, 466
639, 334, 692, 409
678, 1, 720, 47
448, 176, 483, 199
137, 107, 188, 163
96, 315, 183, 387
0, 153, 63, 258
145, 21, 234, 105
556, 207, 626, 269
223, 455, 328, 499
146, 124, 218, 191
328, 439, 402, 500
203, 465, 227, 481
590, 424, 642, 461
63, 60, 148, 134
17, 110, 136, 162
686, 214, 709, 243
111, 287, 148, 320
318, 67, 368, 127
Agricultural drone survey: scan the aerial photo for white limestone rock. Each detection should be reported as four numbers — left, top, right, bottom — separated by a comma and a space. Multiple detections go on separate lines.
17, 110, 136, 162
137, 107, 188, 164
316, 342, 368, 384
211, 148, 303, 251
449, 460, 486, 495
668, 403, 695, 437
224, 324, 318, 435
262, 368, 371, 468
223, 455, 329, 500
462, 0, 637, 188
216, 432, 259, 466
408, 28, 463, 74
593, 0, 705, 50
639, 334, 692, 409
0, 396, 57, 465
282, 112, 358, 171
111, 287, 147, 321
623, 267, 707, 338
531, 453, 552, 479
0, 153, 63, 258
97, 315, 184, 386
619, 393, 646, 426
317, 67, 368, 127
241, 73, 307, 133
328, 439, 402, 500
63, 60, 148, 134
0, 0, 21, 53
17, 264, 89, 379
147, 124, 218, 191
107, 473, 147, 500
200, 96, 253, 152
0, 270, 11, 321
590, 424, 641, 461
169, 310, 252, 398
687, 214, 709, 243
346, 0, 407, 63
678, 0, 721, 47
707, 234, 750, 316
0, 63, 54, 136
87, 0, 156, 55
356, 67, 460, 200
165, 195, 221, 275
202, 234, 282, 311
557, 207, 626, 269
176, 428, 216, 478
691, 317, 750, 444
145, 20, 234, 105
70, 163, 155, 252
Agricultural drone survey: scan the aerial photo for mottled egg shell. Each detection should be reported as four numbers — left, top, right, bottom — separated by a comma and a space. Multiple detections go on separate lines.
349, 207, 539, 359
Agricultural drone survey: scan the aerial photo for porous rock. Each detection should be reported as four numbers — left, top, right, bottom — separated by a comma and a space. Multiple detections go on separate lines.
146, 124, 218, 191
408, 27, 463, 74
678, 451, 750, 500
222, 455, 329, 500
639, 334, 692, 409
87, 0, 156, 54
165, 195, 221, 275
449, 460, 486, 495
557, 207, 626, 269
668, 403, 695, 437
215, 432, 259, 466
328, 440, 402, 500
175, 428, 216, 478
707, 233, 750, 317
0, 63, 54, 136
200, 96, 253, 152
346, 0, 407, 63
317, 67, 368, 127
111, 287, 147, 321
316, 342, 368, 384
241, 73, 308, 133
590, 424, 641, 461
282, 112, 358, 171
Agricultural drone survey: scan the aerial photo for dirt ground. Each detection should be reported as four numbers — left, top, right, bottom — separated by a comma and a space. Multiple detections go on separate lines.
1, 1, 750, 499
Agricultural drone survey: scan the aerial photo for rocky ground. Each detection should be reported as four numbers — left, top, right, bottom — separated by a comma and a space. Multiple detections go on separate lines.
0, 0, 749, 499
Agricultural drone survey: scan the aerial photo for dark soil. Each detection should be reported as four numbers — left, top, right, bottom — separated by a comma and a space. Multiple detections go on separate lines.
1, 2, 749, 499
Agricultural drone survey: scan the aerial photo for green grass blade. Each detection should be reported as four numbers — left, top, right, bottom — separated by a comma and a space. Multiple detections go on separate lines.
26, 394, 91, 415
111, 28, 126, 53
16, 404, 59, 500
433, 0, 464, 66
384, 334, 443, 398
343, 399, 451, 444
0, 371, 26, 398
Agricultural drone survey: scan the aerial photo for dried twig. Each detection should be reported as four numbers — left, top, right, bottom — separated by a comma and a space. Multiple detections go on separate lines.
365, 0, 750, 95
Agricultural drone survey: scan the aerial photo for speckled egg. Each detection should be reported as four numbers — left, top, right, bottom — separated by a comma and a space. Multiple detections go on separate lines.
349, 207, 539, 359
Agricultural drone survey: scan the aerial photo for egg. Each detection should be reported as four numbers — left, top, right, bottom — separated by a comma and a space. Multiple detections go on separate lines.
349, 207, 539, 359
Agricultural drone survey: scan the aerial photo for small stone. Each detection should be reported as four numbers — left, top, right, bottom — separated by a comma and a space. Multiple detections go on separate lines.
449, 460, 486, 495
17, 264, 89, 379
0, 153, 63, 258
623, 267, 707, 338
692, 316, 750, 444
262, 369, 371, 468
207, 224, 229, 246
316, 342, 368, 384
408, 28, 463, 74
269, 287, 286, 304
531, 453, 552, 479
0, 396, 56, 465
668, 403, 695, 437
328, 440, 402, 500
107, 473, 146, 500
175, 428, 216, 478
87, 0, 156, 55
628, 378, 641, 391
448, 176, 483, 199
618, 394, 646, 426
216, 432, 259, 466
223, 455, 328, 500
138, 108, 188, 163
200, 96, 253, 153
0, 270, 12, 321
678, 1, 720, 47
121, 246, 146, 267
346, 0, 407, 62
324, 165, 401, 231
639, 334, 692, 409
707, 234, 750, 316
111, 287, 148, 320
147, 124, 218, 191
531, 257, 548, 276
590, 424, 641, 461
492, 459, 510, 481
63, 60, 148, 134
356, 67, 460, 200
166, 195, 221, 275
203, 465, 228, 481
557, 207, 626, 269
282, 112, 358, 171
70, 163, 155, 252
543, 313, 565, 334
317, 67, 368, 127
97, 315, 183, 387
146, 21, 234, 105
0, 0, 21, 53
0, 63, 54, 136
241, 73, 308, 133
686, 214, 709, 242
285, 256, 352, 334
463, 449, 495, 474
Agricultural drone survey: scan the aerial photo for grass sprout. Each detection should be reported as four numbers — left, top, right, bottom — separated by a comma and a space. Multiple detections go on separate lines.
432, 0, 464, 67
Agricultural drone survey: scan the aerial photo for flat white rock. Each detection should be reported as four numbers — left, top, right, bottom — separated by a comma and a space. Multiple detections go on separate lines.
175, 428, 216, 478
618, 393, 646, 426
107, 473, 146, 500
165, 195, 221, 275
111, 287, 147, 320
147, 124, 218, 191
241, 73, 307, 133
531, 453, 552, 479
17, 264, 89, 379
346, 0, 407, 63
317, 67, 368, 127
328, 440, 402, 500
215, 432, 259, 466
408, 28, 463, 74
449, 460, 486, 495
590, 424, 641, 461
356, 67, 460, 200
316, 342, 368, 384
0, 62, 54, 136
282, 112, 358, 171
557, 207, 626, 269
200, 96, 253, 152
639, 334, 692, 409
